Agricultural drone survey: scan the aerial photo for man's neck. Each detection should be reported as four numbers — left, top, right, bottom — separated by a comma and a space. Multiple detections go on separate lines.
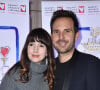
59, 48, 75, 63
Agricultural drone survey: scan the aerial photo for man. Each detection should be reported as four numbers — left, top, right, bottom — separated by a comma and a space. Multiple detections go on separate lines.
50, 9, 100, 90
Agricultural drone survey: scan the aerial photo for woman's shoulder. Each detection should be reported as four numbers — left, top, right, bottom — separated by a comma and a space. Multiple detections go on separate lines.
0, 62, 21, 90
6, 62, 21, 79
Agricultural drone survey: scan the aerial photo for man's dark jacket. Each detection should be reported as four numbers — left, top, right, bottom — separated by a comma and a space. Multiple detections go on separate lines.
54, 49, 100, 90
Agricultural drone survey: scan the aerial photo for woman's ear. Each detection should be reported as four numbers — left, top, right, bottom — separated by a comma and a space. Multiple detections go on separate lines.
45, 52, 47, 57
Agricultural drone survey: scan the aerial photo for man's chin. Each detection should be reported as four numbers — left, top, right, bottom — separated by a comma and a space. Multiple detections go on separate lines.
57, 48, 73, 54
57, 49, 67, 54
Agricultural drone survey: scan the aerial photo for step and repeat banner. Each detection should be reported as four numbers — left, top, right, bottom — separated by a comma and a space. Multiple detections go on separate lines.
42, 1, 100, 58
0, 0, 29, 83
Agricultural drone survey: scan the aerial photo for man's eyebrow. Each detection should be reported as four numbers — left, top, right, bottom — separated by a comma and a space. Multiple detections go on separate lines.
53, 29, 59, 31
64, 28, 73, 31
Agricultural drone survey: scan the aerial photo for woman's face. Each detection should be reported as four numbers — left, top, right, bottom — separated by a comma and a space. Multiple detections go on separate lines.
27, 41, 47, 64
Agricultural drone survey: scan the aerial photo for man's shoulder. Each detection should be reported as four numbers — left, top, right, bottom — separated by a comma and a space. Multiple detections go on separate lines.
76, 49, 100, 63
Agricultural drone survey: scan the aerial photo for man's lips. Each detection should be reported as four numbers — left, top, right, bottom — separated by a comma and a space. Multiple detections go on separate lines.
57, 40, 68, 47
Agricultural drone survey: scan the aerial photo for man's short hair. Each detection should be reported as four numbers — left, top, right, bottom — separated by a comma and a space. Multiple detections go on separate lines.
50, 9, 79, 33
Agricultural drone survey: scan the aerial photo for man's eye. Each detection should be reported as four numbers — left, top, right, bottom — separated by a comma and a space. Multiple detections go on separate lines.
65, 29, 72, 33
65, 29, 70, 32
53, 30, 59, 34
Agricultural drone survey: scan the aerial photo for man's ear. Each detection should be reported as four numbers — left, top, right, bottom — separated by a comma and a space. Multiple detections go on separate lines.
75, 31, 80, 41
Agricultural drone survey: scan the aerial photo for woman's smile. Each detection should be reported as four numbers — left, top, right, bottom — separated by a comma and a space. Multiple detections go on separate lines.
32, 54, 40, 58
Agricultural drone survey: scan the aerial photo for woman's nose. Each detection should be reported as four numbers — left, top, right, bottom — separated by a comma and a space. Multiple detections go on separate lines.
33, 46, 38, 53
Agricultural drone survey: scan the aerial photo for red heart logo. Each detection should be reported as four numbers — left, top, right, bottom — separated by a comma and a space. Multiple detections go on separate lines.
1, 47, 9, 57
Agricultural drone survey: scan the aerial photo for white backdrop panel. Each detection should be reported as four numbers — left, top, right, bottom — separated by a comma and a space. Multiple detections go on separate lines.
42, 1, 100, 58
0, 0, 29, 83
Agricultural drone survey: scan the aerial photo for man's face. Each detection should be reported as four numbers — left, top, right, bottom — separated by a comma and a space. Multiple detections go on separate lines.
51, 17, 78, 54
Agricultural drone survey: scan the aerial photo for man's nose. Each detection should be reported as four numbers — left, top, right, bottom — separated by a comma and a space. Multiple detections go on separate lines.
59, 32, 64, 40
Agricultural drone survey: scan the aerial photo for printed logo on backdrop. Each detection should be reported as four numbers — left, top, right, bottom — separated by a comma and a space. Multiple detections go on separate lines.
43, 7, 56, 16
43, 6, 86, 16
43, 6, 63, 16
65, 5, 100, 15
0, 2, 27, 14
0, 3, 5, 10
78, 6, 85, 13
8, 4, 26, 14
57, 7, 63, 10
0, 3, 5, 13
43, 2, 100, 16
20, 5, 26, 12
88, 6, 100, 14
65, 6, 85, 14
79, 27, 100, 58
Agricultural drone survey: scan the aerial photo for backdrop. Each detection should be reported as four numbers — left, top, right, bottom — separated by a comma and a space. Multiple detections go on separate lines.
0, 0, 29, 83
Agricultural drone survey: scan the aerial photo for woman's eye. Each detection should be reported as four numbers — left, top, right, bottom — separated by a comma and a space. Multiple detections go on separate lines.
40, 44, 45, 47
29, 43, 33, 46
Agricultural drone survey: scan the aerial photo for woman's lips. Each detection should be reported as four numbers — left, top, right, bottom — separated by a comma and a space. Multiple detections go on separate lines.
32, 55, 39, 57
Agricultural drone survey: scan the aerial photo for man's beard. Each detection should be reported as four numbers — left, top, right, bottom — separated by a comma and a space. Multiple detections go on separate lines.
54, 39, 75, 54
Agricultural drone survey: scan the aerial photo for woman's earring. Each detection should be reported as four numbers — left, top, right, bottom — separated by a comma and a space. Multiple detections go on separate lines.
45, 56, 48, 65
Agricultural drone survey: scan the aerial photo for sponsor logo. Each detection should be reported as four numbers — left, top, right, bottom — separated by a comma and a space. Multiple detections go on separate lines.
0, 3, 5, 10
20, 5, 26, 12
57, 7, 63, 10
81, 27, 100, 52
78, 6, 84, 13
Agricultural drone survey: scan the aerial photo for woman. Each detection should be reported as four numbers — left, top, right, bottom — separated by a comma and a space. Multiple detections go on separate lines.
0, 28, 56, 90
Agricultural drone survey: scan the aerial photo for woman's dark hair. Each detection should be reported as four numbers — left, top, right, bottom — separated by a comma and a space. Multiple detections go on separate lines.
50, 9, 79, 33
8, 28, 56, 89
